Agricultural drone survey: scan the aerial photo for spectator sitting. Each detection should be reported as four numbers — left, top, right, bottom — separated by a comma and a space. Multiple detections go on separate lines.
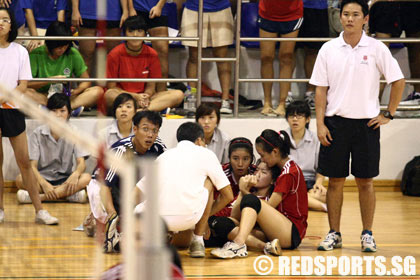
105, 15, 183, 113
71, 0, 129, 76
285, 101, 327, 212
26, 21, 103, 116
195, 103, 230, 164
21, 0, 67, 52
128, 0, 170, 92
98, 93, 138, 148
15, 93, 91, 203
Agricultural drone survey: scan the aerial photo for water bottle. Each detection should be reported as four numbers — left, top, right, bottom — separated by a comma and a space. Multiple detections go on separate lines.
183, 86, 197, 111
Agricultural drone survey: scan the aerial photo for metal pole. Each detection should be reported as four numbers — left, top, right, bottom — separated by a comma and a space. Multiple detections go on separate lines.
233, 0, 242, 117
197, 0, 204, 107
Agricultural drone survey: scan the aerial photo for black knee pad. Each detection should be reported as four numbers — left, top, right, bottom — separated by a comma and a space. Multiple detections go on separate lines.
240, 194, 261, 214
208, 216, 236, 239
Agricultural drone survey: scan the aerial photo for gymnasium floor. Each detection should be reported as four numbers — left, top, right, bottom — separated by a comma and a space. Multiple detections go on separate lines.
1, 191, 419, 279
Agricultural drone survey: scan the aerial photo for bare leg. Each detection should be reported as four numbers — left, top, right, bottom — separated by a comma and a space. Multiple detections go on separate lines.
356, 177, 375, 231
186, 46, 198, 89
149, 90, 184, 111
406, 31, 420, 93
303, 47, 318, 93
212, 46, 231, 101
227, 226, 266, 251
0, 138, 4, 211
326, 177, 346, 232
150, 26, 170, 92
105, 88, 126, 109
194, 178, 214, 236
25, 88, 48, 106
70, 86, 104, 109
78, 28, 97, 76
9, 132, 43, 212
308, 195, 327, 212
105, 28, 122, 53
259, 28, 277, 114
275, 29, 299, 116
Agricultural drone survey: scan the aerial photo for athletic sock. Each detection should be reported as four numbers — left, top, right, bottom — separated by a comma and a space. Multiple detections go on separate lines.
192, 233, 204, 246
362, 230, 373, 236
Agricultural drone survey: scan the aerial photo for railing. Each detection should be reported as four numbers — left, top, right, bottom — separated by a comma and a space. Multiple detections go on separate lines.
15, 0, 420, 116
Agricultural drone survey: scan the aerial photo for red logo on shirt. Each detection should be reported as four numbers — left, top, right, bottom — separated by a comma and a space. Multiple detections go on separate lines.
363, 55, 368, 60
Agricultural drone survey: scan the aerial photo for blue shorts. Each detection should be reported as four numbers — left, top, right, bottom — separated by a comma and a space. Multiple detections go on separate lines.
258, 16, 303, 35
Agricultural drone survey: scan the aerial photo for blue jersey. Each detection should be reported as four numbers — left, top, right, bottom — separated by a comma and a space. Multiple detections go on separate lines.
185, 0, 230, 12
21, 0, 67, 29
94, 135, 166, 215
132, 0, 168, 16
303, 0, 328, 9
79, 0, 122, 21
10, 0, 25, 28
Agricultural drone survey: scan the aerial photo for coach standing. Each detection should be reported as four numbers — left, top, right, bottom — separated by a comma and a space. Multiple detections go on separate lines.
309, 0, 405, 252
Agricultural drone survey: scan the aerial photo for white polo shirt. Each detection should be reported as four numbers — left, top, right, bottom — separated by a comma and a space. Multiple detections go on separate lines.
309, 31, 404, 119
137, 140, 230, 216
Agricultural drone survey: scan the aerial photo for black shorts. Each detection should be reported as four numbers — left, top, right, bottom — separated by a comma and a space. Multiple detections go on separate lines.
47, 177, 68, 186
287, 223, 302, 250
317, 116, 380, 178
369, 2, 420, 36
81, 19, 121, 29
0, 109, 26, 137
135, 11, 168, 30
296, 8, 329, 50
258, 16, 303, 35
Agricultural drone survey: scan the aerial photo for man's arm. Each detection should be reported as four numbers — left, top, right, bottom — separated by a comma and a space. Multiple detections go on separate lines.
315, 86, 332, 146
210, 184, 233, 217
367, 78, 405, 129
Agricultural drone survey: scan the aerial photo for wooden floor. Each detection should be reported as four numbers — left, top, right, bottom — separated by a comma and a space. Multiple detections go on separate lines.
1, 191, 419, 279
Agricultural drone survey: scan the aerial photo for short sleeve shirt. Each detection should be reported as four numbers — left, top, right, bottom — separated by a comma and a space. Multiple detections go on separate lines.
310, 31, 404, 119
29, 45, 88, 93
259, 0, 303, 22
106, 43, 162, 94
0, 43, 32, 109
29, 124, 89, 181
185, 0, 230, 12
273, 160, 308, 240
79, 0, 123, 21
21, 0, 67, 28
98, 120, 134, 149
206, 127, 230, 164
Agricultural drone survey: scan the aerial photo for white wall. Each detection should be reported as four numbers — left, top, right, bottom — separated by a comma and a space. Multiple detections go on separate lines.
2, 117, 419, 181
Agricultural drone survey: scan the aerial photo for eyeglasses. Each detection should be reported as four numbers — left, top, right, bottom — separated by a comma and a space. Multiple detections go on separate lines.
0, 18, 11, 24
287, 114, 305, 120
140, 126, 159, 135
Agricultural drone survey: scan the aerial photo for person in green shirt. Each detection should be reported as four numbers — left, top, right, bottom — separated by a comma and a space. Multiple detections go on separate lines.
26, 21, 103, 116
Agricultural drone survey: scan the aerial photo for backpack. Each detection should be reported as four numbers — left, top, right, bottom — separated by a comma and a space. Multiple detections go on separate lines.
400, 156, 420, 196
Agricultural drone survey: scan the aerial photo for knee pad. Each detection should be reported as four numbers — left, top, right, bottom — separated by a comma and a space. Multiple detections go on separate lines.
208, 216, 236, 239
240, 194, 261, 214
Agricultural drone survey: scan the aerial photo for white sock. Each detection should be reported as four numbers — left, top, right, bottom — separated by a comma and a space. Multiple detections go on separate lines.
192, 233, 204, 245
305, 91, 314, 97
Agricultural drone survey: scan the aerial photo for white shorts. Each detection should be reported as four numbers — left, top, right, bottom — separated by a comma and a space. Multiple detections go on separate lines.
134, 189, 208, 232
86, 179, 108, 224
181, 7, 234, 48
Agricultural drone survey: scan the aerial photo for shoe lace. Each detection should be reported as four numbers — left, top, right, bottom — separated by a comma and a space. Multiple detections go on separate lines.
362, 234, 374, 243
325, 232, 337, 242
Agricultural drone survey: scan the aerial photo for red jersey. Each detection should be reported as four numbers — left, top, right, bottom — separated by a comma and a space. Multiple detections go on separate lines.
214, 163, 256, 217
273, 159, 308, 240
259, 0, 303, 22
106, 43, 162, 93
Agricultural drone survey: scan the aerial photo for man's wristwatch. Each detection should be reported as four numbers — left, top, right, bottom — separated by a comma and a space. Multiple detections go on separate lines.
382, 110, 394, 120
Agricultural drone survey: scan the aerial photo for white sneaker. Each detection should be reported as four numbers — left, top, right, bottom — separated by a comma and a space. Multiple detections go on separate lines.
318, 231, 342, 251
67, 190, 87, 203
35, 210, 59, 225
220, 99, 232, 114
17, 190, 32, 204
264, 239, 282, 256
0, 209, 4, 223
361, 232, 377, 252
211, 241, 248, 259
189, 239, 205, 258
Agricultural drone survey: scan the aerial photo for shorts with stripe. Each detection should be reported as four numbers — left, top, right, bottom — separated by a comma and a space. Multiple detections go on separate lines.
258, 16, 303, 35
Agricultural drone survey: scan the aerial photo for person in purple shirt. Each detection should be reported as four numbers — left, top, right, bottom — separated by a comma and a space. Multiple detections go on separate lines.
20, 0, 66, 52
128, 0, 169, 92
71, 0, 129, 75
